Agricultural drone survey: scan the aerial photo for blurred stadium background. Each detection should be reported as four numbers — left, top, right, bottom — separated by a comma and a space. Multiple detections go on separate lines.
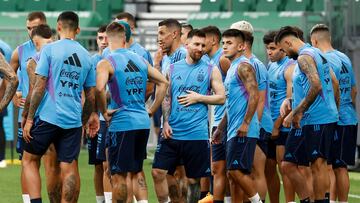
1, 0, 360, 202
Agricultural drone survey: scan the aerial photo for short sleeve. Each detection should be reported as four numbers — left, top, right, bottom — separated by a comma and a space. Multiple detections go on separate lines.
84, 57, 96, 88
35, 46, 51, 77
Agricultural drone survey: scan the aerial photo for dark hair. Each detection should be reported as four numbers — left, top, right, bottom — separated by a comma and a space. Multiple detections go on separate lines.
274, 26, 300, 44
181, 23, 193, 30
106, 22, 125, 36
242, 31, 254, 46
57, 11, 79, 31
222, 29, 245, 42
31, 24, 52, 39
263, 30, 278, 45
27, 11, 46, 22
292, 26, 304, 41
187, 29, 206, 39
97, 25, 107, 33
158, 19, 181, 30
201, 26, 221, 43
310, 24, 329, 35
116, 12, 135, 25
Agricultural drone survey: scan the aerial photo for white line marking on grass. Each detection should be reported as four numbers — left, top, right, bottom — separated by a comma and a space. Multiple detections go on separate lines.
349, 194, 360, 199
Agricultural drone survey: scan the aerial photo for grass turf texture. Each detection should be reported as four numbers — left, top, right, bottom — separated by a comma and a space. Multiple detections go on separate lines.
1, 148, 360, 202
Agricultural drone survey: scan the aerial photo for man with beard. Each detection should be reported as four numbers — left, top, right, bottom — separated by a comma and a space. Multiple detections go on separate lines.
152, 29, 225, 203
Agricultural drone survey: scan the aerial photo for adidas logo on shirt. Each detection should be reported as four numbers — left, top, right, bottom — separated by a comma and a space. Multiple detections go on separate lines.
64, 53, 82, 67
125, 60, 140, 72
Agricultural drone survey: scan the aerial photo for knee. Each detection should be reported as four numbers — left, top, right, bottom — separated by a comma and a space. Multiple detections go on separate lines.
281, 161, 295, 174
311, 159, 326, 174
152, 169, 167, 182
95, 164, 104, 174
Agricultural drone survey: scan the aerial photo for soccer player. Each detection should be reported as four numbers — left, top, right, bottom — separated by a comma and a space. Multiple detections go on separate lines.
20, 24, 63, 203
8, 11, 46, 203
230, 21, 273, 203
275, 26, 339, 203
21, 11, 98, 203
310, 24, 358, 203
263, 30, 296, 203
155, 18, 188, 203
0, 53, 18, 116
87, 24, 109, 203
152, 29, 225, 203
213, 28, 261, 203
96, 22, 168, 203
200, 25, 231, 203
180, 23, 193, 45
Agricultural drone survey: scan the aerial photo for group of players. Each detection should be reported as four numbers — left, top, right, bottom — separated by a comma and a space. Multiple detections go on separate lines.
0, 9, 357, 203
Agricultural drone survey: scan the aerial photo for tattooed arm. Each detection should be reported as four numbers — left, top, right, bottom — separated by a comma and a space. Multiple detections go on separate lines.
162, 69, 172, 138
237, 63, 259, 137
0, 53, 19, 112
9, 48, 22, 107
22, 59, 37, 120
292, 55, 321, 128
330, 68, 340, 109
212, 112, 227, 144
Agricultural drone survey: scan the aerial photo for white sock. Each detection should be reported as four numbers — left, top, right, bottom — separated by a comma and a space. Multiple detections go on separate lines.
96, 195, 105, 203
137, 200, 148, 203
224, 196, 231, 203
104, 192, 112, 203
22, 194, 30, 203
249, 193, 262, 203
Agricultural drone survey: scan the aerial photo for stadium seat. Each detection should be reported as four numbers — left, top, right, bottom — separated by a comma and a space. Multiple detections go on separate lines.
49, 0, 79, 11
255, 0, 282, 12
200, 0, 226, 12
231, 0, 254, 12
94, 0, 111, 21
0, 0, 17, 11
23, 0, 48, 11
312, 0, 325, 11
284, 0, 311, 11
111, 0, 124, 13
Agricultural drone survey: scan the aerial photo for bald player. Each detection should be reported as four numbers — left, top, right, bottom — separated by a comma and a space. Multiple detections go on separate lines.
310, 24, 358, 203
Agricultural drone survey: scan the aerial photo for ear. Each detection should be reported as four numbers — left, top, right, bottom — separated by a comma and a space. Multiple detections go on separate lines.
285, 40, 291, 48
75, 27, 80, 35
56, 22, 61, 33
211, 36, 216, 46
172, 29, 178, 39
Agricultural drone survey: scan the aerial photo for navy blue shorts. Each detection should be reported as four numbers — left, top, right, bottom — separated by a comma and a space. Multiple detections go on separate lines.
274, 131, 289, 146
23, 118, 82, 163
88, 121, 107, 165
16, 123, 23, 160
108, 129, 149, 174
226, 136, 257, 174
303, 123, 336, 163
212, 126, 227, 162
331, 124, 358, 168
153, 138, 211, 178
257, 128, 271, 156
284, 128, 309, 166
267, 138, 276, 160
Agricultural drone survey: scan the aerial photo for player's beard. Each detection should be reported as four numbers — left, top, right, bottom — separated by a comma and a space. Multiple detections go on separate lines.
287, 50, 299, 60
190, 50, 203, 62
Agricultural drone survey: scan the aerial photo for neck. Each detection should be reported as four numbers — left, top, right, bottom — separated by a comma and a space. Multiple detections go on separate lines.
109, 42, 125, 51
209, 44, 220, 57
230, 52, 243, 62
293, 39, 305, 54
317, 42, 334, 53
98, 48, 103, 55
125, 37, 134, 48
185, 54, 198, 65
59, 31, 76, 40
168, 39, 181, 56
244, 48, 252, 59
278, 54, 287, 62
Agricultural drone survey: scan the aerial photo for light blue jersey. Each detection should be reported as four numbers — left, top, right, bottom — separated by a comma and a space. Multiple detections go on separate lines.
211, 48, 227, 127
292, 63, 306, 127
129, 42, 153, 66
325, 50, 358, 125
168, 58, 213, 140
105, 48, 150, 132
0, 39, 12, 62
298, 44, 338, 125
250, 55, 273, 133
225, 56, 259, 141
92, 53, 106, 122
161, 46, 187, 75
35, 39, 95, 129
268, 56, 295, 131
17, 40, 36, 122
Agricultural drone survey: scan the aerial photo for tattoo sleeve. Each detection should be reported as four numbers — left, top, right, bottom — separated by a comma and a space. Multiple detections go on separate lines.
238, 63, 259, 125
162, 70, 171, 122
22, 59, 37, 117
294, 55, 322, 114
0, 53, 19, 111
27, 75, 47, 120
82, 87, 96, 125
